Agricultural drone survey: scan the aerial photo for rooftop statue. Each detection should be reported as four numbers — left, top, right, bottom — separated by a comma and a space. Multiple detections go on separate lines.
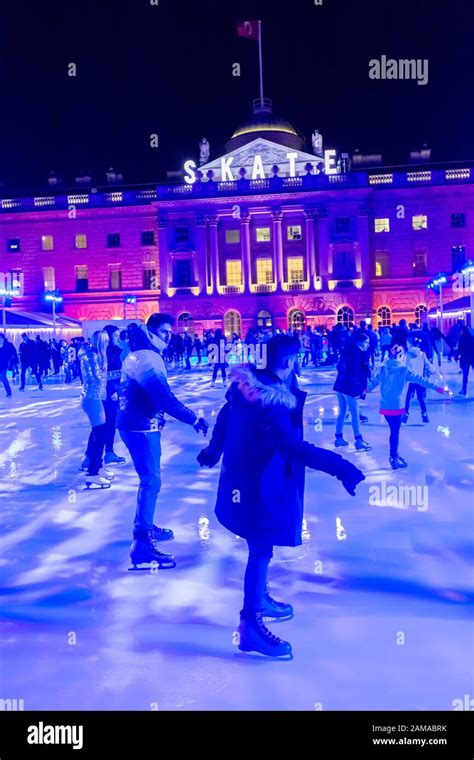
199, 138, 210, 166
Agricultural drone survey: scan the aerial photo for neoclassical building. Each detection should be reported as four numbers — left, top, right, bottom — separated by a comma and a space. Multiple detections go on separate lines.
1, 98, 473, 335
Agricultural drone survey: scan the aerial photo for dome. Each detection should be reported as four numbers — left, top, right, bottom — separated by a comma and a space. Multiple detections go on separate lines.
225, 99, 306, 152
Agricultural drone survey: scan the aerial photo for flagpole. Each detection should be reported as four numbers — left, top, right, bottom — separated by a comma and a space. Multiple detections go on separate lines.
258, 20, 264, 103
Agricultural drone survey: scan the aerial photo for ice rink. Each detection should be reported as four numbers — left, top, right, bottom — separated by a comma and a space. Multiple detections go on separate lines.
0, 361, 473, 711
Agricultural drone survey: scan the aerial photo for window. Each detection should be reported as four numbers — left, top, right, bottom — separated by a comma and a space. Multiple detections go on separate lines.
225, 259, 242, 287
413, 249, 427, 275
412, 215, 428, 230
75, 234, 87, 249
10, 270, 23, 294
141, 230, 155, 246
374, 218, 390, 233
288, 308, 305, 332
224, 309, 242, 338
377, 306, 392, 327
257, 309, 272, 328
256, 227, 271, 242
107, 233, 120, 247
143, 267, 157, 290
287, 225, 302, 241
178, 312, 193, 332
452, 245, 466, 272
175, 226, 190, 243
109, 265, 122, 290
451, 213, 466, 228
41, 235, 54, 251
256, 258, 273, 285
337, 306, 355, 326
7, 238, 20, 252
75, 265, 88, 292
225, 229, 240, 244
42, 266, 55, 290
333, 249, 356, 279
375, 251, 390, 277
175, 259, 192, 287
415, 304, 428, 327
287, 256, 304, 283
335, 217, 351, 234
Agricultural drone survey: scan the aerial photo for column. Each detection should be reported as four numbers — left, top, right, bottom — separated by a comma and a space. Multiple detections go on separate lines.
195, 215, 208, 294
240, 212, 251, 292
157, 216, 169, 296
316, 207, 329, 285
207, 215, 220, 295
356, 206, 371, 284
304, 208, 317, 288
272, 209, 283, 291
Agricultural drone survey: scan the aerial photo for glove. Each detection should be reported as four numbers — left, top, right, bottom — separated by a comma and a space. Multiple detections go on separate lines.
193, 417, 209, 436
197, 445, 221, 468
340, 462, 365, 496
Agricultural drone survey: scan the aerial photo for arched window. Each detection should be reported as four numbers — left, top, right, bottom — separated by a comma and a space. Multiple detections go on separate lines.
377, 305, 391, 327
257, 309, 272, 328
177, 312, 193, 332
336, 305, 355, 326
224, 309, 241, 338
415, 304, 428, 327
288, 308, 306, 332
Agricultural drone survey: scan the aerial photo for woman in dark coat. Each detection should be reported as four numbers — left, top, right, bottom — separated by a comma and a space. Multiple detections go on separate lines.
333, 330, 372, 450
458, 325, 474, 396
198, 334, 364, 658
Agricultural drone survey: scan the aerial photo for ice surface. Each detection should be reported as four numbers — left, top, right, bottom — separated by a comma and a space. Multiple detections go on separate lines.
0, 362, 473, 710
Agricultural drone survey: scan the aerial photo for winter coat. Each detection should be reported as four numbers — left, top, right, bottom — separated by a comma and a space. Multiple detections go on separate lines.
117, 336, 197, 432
333, 341, 371, 398
19, 339, 39, 368
406, 346, 439, 382
0, 340, 15, 372
458, 328, 474, 368
370, 357, 443, 414
78, 345, 107, 400
199, 366, 364, 547
106, 343, 122, 399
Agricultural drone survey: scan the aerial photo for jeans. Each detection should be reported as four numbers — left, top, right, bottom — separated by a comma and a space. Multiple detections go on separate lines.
212, 364, 227, 382
86, 424, 107, 475
103, 398, 118, 452
384, 415, 402, 458
20, 364, 42, 389
336, 393, 361, 438
405, 383, 427, 414
0, 371, 11, 396
243, 539, 274, 613
462, 363, 473, 394
433, 340, 442, 367
120, 430, 162, 536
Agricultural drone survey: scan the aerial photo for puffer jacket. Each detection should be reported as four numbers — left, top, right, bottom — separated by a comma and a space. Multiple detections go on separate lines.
370, 357, 443, 413
78, 345, 107, 400
406, 345, 439, 382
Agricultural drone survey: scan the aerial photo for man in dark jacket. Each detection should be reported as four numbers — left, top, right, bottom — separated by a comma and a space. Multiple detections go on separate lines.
103, 324, 126, 465
19, 333, 43, 391
0, 333, 14, 397
458, 325, 474, 396
117, 314, 209, 569
197, 334, 365, 658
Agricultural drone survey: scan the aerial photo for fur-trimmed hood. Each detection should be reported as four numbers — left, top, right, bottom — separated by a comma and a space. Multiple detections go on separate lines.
229, 365, 298, 409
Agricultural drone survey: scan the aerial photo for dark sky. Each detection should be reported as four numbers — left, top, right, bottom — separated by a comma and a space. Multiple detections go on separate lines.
1, 0, 473, 191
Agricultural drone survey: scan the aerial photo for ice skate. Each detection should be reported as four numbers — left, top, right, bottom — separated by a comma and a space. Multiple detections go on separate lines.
359, 414, 369, 424
104, 451, 126, 465
152, 525, 174, 542
237, 610, 292, 658
210, 381, 215, 388
335, 435, 348, 447
262, 588, 294, 619
355, 437, 372, 451
422, 412, 429, 423
84, 474, 111, 489
390, 455, 408, 470
129, 530, 176, 570
79, 455, 89, 471
401, 413, 409, 424
99, 467, 115, 480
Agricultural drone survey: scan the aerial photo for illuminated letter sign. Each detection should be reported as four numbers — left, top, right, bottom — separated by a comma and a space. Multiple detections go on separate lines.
286, 152, 298, 177
184, 159, 197, 184
252, 155, 265, 179
221, 156, 235, 181
324, 149, 338, 175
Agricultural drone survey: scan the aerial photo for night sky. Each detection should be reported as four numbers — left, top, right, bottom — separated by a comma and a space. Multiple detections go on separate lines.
1, 0, 473, 192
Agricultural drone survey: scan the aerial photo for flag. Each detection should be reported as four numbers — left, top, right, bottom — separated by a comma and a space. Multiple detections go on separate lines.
237, 20, 260, 40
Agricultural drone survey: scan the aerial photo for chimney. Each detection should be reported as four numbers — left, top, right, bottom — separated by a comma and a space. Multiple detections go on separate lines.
410, 144, 431, 163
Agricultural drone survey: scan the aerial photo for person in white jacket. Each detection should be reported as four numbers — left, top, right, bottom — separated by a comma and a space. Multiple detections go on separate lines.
402, 332, 441, 424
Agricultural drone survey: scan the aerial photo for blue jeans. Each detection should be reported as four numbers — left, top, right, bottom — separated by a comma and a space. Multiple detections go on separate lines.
243, 540, 274, 613
120, 430, 162, 536
335, 392, 361, 438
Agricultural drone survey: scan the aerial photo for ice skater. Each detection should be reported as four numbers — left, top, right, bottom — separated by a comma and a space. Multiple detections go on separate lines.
458, 324, 474, 396
18, 333, 43, 391
371, 342, 450, 470
402, 332, 440, 424
0, 333, 14, 398
333, 329, 372, 451
117, 315, 209, 570
197, 334, 365, 658
103, 324, 126, 465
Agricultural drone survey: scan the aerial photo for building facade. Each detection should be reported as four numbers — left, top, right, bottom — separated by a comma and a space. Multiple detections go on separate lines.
1, 102, 473, 334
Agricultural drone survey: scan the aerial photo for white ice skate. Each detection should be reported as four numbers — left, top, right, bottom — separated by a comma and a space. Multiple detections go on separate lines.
85, 475, 111, 489
99, 467, 115, 480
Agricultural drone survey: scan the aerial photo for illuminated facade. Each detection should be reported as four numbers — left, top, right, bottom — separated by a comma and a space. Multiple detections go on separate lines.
1, 101, 473, 334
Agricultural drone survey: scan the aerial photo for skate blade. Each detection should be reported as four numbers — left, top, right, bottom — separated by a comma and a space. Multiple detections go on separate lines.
237, 645, 294, 660
83, 483, 111, 490
128, 559, 177, 571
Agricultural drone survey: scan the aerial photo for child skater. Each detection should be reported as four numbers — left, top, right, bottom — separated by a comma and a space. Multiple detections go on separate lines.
371, 342, 450, 470
197, 334, 365, 658
403, 331, 440, 424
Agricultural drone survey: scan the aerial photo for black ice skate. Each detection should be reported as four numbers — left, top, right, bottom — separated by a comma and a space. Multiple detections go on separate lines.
390, 455, 408, 470
237, 610, 292, 658
129, 530, 176, 570
422, 412, 429, 423
262, 588, 294, 619
152, 525, 174, 542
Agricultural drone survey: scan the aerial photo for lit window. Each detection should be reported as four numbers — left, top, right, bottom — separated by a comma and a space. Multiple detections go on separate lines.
287, 225, 302, 241
225, 259, 242, 286
413, 250, 427, 275
256, 258, 273, 285
225, 229, 240, 244
224, 310, 242, 338
374, 218, 390, 233
143, 267, 157, 289
75, 234, 87, 249
335, 217, 351, 234
41, 235, 54, 251
415, 304, 428, 326
75, 265, 88, 292
107, 233, 121, 247
377, 306, 391, 327
7, 238, 20, 252
175, 226, 190, 243
375, 251, 390, 277
43, 267, 55, 290
451, 213, 466, 228
337, 306, 355, 326
141, 230, 155, 246
256, 227, 271, 242
289, 308, 305, 332
287, 256, 304, 283
412, 215, 428, 230
109, 265, 122, 290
